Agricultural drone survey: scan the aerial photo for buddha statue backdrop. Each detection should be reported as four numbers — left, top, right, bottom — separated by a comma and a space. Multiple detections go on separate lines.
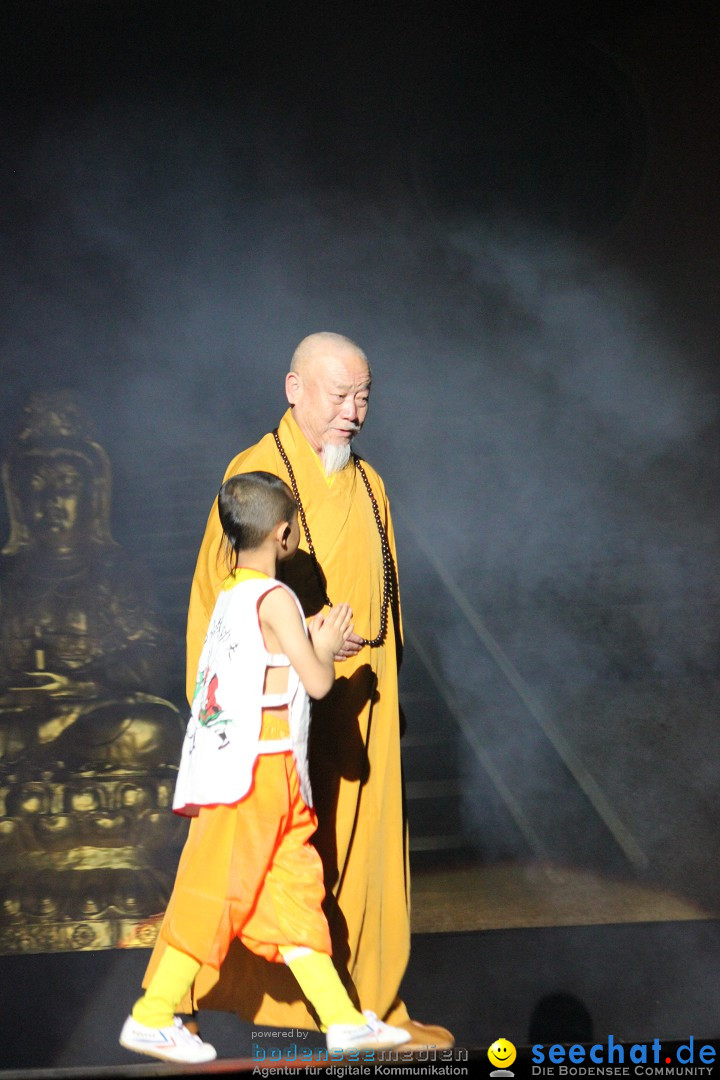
0, 391, 186, 953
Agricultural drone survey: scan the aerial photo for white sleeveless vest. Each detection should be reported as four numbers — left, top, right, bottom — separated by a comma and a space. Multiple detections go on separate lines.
173, 576, 312, 816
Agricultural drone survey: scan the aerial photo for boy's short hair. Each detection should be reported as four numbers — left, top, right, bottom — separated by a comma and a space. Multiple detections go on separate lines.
218, 471, 297, 567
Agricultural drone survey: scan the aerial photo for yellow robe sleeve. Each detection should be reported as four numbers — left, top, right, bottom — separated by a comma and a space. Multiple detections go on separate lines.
185, 437, 277, 704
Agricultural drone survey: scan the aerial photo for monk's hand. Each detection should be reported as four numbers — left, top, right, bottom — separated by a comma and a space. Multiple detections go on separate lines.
334, 630, 364, 661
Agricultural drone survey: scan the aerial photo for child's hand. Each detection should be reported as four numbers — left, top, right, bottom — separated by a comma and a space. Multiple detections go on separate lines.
309, 603, 354, 659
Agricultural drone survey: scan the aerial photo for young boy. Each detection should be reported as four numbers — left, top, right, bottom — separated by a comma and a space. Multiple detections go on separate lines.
119, 471, 411, 1064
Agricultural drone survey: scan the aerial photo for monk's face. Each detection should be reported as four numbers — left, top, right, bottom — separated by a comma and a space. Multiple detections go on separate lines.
286, 345, 371, 454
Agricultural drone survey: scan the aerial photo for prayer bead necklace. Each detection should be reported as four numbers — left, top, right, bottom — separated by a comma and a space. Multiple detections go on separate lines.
272, 429, 394, 648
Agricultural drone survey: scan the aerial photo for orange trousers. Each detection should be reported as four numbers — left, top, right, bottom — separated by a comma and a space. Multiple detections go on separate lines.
160, 750, 332, 970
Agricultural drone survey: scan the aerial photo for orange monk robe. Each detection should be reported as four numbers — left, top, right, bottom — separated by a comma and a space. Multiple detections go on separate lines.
145, 407, 410, 1028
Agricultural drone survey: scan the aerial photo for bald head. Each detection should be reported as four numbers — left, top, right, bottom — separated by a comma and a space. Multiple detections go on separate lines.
285, 332, 372, 462
290, 332, 369, 376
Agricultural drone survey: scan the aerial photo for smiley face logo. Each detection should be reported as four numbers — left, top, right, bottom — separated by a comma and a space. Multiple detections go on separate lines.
488, 1038, 517, 1072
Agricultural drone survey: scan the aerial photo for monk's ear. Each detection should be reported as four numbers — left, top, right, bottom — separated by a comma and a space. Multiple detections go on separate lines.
285, 371, 301, 405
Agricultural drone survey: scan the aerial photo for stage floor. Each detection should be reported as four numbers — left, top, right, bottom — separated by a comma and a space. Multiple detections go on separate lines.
0, 916, 718, 1074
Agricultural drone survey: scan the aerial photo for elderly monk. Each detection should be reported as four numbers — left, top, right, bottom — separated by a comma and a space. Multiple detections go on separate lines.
144, 332, 453, 1049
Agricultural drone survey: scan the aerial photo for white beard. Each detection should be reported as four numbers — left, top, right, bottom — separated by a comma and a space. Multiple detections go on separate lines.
322, 440, 353, 476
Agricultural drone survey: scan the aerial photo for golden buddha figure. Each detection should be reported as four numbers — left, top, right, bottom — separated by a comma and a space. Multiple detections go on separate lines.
0, 392, 186, 954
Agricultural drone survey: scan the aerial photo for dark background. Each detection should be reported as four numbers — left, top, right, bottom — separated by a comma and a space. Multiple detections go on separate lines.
2, 0, 720, 950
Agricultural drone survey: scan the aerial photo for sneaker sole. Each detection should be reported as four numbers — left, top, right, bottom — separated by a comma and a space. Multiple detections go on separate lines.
328, 1038, 412, 1053
119, 1035, 217, 1064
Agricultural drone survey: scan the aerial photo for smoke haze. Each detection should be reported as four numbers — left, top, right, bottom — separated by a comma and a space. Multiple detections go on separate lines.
1, 0, 719, 908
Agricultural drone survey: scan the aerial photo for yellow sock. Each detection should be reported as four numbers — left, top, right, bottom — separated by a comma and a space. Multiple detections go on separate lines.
279, 946, 366, 1030
132, 945, 202, 1028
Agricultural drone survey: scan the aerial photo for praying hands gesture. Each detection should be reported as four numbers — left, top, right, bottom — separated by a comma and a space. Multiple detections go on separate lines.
308, 603, 355, 663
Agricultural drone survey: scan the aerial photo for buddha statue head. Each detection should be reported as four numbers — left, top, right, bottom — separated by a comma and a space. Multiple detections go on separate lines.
2, 391, 113, 558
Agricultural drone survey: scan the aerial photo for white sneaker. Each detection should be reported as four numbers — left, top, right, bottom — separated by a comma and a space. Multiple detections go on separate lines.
119, 1014, 217, 1063
326, 1010, 413, 1052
